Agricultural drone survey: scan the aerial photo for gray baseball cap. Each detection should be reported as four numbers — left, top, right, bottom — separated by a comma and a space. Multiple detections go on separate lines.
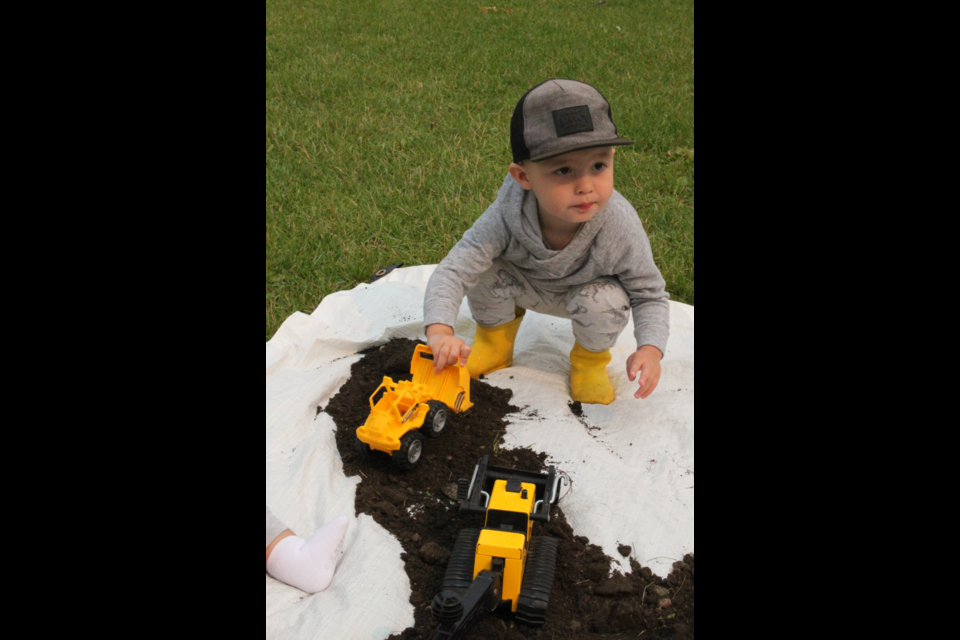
510, 79, 634, 163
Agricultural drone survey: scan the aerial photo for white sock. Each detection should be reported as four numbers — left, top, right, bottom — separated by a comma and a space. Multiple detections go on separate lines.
267, 515, 349, 594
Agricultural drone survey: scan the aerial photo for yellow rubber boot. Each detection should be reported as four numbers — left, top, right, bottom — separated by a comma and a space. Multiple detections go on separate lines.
570, 342, 616, 405
466, 310, 525, 379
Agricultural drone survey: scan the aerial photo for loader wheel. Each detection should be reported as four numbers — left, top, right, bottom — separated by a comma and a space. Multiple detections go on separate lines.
421, 401, 449, 438
442, 529, 482, 595
393, 431, 425, 470
354, 436, 372, 461
515, 537, 559, 627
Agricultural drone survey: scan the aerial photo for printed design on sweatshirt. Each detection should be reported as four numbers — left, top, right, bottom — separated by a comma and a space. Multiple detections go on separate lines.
579, 281, 620, 302
569, 302, 589, 316
572, 318, 596, 329
489, 270, 526, 301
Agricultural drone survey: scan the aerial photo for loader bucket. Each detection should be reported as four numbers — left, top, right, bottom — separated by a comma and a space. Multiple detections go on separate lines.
410, 345, 473, 413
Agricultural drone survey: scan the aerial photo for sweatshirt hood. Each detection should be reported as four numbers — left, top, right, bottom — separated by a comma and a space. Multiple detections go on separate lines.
496, 173, 607, 277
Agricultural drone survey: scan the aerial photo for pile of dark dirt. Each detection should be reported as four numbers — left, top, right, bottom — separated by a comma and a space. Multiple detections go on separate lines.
324, 338, 694, 639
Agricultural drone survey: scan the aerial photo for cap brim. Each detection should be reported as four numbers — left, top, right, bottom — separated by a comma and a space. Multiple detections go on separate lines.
530, 138, 635, 162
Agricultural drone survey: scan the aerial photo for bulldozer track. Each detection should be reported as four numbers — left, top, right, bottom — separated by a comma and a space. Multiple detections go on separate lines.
515, 537, 559, 627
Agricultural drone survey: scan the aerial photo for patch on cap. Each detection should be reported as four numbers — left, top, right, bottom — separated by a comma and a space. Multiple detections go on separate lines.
552, 105, 594, 138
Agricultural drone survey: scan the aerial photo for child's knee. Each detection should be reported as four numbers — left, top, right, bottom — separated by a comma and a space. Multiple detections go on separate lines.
468, 263, 528, 326
567, 280, 631, 332
480, 266, 526, 302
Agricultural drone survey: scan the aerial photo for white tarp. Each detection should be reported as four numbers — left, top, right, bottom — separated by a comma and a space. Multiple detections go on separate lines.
266, 265, 695, 640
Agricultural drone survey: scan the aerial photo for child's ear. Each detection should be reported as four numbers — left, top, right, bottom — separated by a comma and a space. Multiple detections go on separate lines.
508, 163, 533, 191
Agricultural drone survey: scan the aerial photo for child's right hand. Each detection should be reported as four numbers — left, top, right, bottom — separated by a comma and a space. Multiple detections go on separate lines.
426, 324, 472, 374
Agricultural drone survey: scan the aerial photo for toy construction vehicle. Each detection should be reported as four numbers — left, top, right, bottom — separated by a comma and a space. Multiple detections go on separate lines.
429, 456, 569, 640
355, 344, 473, 470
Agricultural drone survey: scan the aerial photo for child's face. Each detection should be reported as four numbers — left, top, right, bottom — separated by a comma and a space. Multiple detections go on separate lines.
509, 147, 616, 228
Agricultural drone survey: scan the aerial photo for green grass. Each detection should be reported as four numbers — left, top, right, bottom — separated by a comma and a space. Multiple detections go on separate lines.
266, 0, 694, 341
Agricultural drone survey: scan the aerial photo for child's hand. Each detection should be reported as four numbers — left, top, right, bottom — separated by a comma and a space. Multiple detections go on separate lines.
426, 324, 472, 375
627, 346, 663, 400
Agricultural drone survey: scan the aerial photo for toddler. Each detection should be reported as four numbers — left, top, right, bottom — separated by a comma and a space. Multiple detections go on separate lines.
424, 79, 670, 404
266, 505, 348, 593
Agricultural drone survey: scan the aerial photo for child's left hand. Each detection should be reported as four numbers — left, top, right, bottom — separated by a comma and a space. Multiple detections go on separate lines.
627, 346, 663, 400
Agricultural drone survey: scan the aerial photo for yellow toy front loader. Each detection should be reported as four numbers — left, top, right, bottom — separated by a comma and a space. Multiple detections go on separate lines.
355, 345, 473, 470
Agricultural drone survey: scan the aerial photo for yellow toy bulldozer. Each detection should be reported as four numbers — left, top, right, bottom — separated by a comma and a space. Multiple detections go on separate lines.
429, 456, 569, 639
355, 344, 473, 470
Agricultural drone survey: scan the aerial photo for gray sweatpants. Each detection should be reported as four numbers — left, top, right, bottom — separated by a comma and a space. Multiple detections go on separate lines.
467, 259, 631, 352
266, 505, 288, 548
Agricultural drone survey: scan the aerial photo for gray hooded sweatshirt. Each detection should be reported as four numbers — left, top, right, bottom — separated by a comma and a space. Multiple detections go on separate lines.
424, 174, 670, 355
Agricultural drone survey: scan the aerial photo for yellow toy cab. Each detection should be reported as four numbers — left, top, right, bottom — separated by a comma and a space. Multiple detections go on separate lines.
355, 344, 473, 470
429, 456, 569, 639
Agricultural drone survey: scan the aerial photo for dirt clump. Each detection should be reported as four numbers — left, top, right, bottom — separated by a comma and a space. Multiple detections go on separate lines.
324, 338, 694, 639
